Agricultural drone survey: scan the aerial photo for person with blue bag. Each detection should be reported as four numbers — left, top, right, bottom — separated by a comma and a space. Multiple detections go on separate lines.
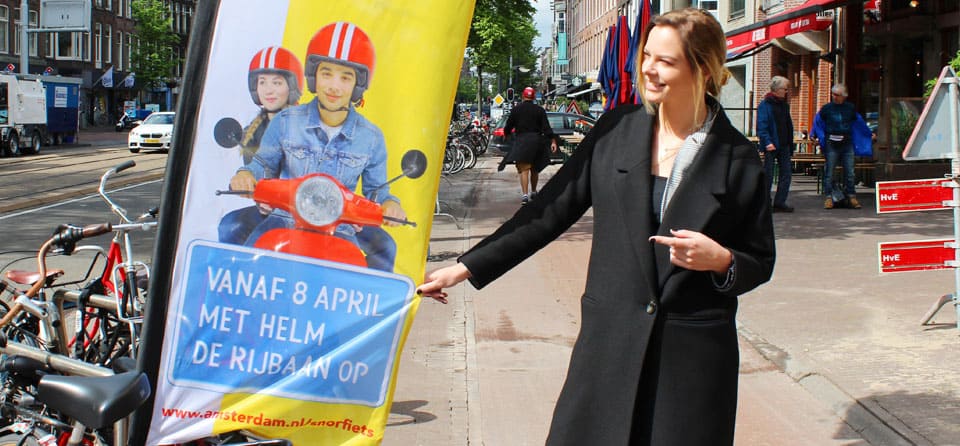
812, 84, 873, 209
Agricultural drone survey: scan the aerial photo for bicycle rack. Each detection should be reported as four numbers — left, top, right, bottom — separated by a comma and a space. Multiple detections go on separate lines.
434, 175, 461, 229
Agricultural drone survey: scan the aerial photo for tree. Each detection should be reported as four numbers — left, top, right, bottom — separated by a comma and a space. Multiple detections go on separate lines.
465, 0, 538, 110
456, 72, 479, 103
924, 50, 960, 99
131, 0, 180, 93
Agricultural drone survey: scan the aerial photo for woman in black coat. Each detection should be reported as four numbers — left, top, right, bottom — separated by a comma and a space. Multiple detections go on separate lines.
418, 8, 775, 445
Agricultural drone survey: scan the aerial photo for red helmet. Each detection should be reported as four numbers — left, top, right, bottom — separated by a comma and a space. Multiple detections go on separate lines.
305, 22, 376, 103
522, 87, 536, 100
248, 46, 304, 106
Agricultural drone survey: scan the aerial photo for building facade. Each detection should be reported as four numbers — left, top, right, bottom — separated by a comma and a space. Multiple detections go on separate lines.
0, 0, 193, 128
545, 0, 960, 177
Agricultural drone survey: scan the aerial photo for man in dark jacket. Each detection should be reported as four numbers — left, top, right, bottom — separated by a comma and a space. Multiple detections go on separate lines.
756, 75, 795, 212
499, 87, 558, 205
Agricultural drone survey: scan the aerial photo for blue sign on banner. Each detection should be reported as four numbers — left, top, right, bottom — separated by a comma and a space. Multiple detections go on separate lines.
167, 241, 415, 406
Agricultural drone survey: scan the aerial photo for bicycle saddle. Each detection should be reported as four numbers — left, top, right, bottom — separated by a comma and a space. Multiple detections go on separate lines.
36, 370, 151, 429
5, 269, 65, 286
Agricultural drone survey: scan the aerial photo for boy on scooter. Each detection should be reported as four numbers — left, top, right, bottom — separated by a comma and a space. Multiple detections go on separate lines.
228, 21, 405, 273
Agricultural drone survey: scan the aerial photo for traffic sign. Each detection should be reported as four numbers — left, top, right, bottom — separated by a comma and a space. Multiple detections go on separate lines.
903, 66, 958, 161
875, 178, 955, 213
878, 239, 956, 273
493, 94, 504, 106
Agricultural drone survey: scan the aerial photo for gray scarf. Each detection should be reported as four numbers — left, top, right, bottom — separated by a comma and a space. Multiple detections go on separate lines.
659, 104, 719, 221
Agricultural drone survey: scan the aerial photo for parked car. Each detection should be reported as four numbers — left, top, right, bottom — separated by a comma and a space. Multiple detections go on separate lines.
128, 111, 175, 153
488, 111, 596, 163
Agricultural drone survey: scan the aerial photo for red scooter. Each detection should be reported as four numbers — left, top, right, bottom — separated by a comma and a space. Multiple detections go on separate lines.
216, 138, 427, 267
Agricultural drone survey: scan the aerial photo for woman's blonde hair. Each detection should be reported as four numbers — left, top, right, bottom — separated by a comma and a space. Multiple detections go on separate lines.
636, 8, 731, 117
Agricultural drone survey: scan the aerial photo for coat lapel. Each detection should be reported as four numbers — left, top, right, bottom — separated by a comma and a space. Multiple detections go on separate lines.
611, 111, 661, 300
655, 119, 733, 287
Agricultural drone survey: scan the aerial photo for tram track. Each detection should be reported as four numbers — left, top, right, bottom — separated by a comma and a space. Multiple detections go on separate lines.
0, 145, 168, 214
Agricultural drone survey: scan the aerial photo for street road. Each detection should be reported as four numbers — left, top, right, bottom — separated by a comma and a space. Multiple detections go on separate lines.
0, 145, 167, 214
0, 145, 163, 286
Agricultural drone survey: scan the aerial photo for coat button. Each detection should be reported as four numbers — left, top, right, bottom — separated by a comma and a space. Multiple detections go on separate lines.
646, 302, 657, 314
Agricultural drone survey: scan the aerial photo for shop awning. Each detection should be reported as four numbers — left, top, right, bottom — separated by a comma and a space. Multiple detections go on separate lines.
725, 0, 860, 58
568, 83, 600, 98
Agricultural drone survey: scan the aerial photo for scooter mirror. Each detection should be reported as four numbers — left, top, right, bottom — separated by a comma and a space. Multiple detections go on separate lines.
213, 117, 244, 148
400, 149, 428, 179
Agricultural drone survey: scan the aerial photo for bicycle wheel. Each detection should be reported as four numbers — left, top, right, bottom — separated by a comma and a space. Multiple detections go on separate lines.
0, 433, 40, 446
448, 143, 465, 174
456, 142, 476, 169
442, 143, 464, 175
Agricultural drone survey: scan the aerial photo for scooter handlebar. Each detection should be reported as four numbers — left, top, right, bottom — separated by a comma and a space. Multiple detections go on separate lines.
382, 216, 416, 228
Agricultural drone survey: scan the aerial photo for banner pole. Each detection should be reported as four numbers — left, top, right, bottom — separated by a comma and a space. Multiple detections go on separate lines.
950, 74, 960, 330
127, 1, 221, 444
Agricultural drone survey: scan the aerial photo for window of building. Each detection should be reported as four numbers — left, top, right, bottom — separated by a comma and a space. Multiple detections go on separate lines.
0, 6, 8, 54
105, 24, 112, 63
105, 0, 112, 11
729, 0, 745, 18
56, 32, 85, 60
94, 22, 102, 67
558, 12, 565, 34
125, 1, 132, 18
116, 0, 123, 16
694, 0, 718, 15
95, 0, 103, 8
126, 34, 133, 71
116, 31, 122, 70
762, 0, 783, 11
13, 9, 38, 57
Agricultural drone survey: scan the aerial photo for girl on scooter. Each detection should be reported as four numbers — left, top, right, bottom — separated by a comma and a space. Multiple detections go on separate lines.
218, 46, 303, 245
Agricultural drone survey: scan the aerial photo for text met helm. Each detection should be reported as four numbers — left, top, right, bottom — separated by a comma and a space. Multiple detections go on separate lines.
248, 46, 304, 107
305, 22, 376, 107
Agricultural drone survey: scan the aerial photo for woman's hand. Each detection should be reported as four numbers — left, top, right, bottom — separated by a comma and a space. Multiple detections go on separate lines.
416, 263, 472, 304
649, 229, 732, 274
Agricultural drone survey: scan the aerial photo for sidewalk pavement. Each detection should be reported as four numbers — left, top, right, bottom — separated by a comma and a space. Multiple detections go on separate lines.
386, 155, 960, 445
76, 125, 128, 146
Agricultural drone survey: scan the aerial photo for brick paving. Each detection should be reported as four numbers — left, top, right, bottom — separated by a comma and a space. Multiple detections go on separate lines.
384, 156, 930, 445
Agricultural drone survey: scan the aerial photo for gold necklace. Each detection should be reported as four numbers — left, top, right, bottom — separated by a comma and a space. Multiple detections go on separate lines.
657, 143, 682, 163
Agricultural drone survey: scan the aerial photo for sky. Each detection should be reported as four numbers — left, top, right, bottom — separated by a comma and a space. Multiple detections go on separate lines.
533, 0, 552, 49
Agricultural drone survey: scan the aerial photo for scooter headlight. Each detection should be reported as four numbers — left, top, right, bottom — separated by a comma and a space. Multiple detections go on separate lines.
295, 176, 343, 227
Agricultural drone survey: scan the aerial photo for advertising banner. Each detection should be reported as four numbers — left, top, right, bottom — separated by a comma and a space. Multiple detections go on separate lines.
140, 1, 474, 444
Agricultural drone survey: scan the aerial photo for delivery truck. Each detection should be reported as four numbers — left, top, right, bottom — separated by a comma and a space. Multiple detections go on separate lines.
0, 73, 81, 156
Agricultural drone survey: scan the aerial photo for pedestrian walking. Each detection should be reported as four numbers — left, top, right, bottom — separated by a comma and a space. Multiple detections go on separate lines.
418, 8, 775, 445
812, 83, 873, 209
756, 75, 795, 212
498, 86, 558, 205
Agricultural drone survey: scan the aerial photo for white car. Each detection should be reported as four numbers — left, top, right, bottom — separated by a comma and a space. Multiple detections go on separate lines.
128, 111, 175, 153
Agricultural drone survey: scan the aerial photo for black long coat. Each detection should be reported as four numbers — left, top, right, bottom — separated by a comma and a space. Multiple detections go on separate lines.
460, 102, 776, 445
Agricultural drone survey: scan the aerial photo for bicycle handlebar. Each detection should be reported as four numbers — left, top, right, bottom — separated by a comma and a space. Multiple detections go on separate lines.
114, 160, 136, 174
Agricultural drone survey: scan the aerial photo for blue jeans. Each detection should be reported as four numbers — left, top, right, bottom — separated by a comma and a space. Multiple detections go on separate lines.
219, 208, 397, 272
763, 146, 793, 207
823, 139, 856, 198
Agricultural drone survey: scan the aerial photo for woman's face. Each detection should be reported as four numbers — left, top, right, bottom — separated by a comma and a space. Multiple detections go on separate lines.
640, 26, 699, 107
256, 73, 290, 112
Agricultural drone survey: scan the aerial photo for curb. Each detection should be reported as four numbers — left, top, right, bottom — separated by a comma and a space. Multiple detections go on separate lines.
736, 323, 919, 446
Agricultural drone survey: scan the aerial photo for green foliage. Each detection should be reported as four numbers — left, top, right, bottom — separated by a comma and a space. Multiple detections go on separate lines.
888, 100, 921, 162
462, 0, 538, 103
456, 73, 478, 103
131, 0, 180, 91
923, 50, 960, 99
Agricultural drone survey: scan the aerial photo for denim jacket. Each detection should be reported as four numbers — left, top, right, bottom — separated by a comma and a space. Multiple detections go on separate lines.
239, 98, 398, 238
241, 97, 398, 205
